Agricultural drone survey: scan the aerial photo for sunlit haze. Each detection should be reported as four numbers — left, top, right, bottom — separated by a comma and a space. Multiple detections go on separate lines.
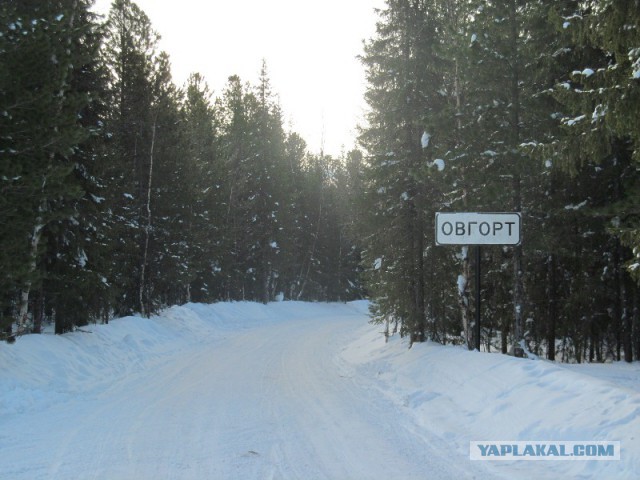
92, 0, 385, 157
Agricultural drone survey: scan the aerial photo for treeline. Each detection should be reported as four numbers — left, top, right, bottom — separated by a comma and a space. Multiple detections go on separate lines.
357, 0, 640, 362
0, 0, 362, 337
5, 0, 640, 365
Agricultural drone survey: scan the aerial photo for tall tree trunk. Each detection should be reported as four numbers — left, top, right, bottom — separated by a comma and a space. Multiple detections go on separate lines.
546, 254, 557, 361
140, 120, 156, 317
623, 273, 634, 362
297, 194, 323, 301
501, 324, 509, 354
512, 204, 524, 350
452, 49, 473, 349
508, 0, 525, 351
17, 199, 46, 334
613, 239, 623, 361
17, 4, 78, 334
262, 263, 271, 305
411, 207, 426, 343
458, 246, 472, 349
632, 286, 640, 362
589, 316, 596, 362
32, 286, 45, 335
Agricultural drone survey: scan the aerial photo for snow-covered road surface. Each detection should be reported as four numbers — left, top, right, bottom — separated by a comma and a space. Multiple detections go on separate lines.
1, 303, 472, 479
1, 301, 638, 479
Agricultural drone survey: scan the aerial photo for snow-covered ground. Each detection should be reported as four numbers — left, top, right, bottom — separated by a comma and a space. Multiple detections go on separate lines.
1, 301, 638, 479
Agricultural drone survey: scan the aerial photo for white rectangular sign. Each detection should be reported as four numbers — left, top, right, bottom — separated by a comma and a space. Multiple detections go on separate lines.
435, 212, 521, 246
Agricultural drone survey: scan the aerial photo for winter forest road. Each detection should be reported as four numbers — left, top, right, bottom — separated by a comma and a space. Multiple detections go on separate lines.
1, 304, 483, 480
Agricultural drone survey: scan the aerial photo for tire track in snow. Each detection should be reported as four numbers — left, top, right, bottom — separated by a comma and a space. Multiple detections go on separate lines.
1, 306, 484, 479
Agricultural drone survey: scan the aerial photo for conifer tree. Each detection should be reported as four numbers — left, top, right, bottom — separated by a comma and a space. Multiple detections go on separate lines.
251, 62, 289, 303
217, 75, 255, 300
0, 0, 106, 334
547, 0, 640, 361
216, 66, 294, 303
102, 0, 159, 315
360, 0, 447, 344
179, 73, 224, 302
142, 51, 186, 311
461, 0, 536, 351
279, 132, 309, 299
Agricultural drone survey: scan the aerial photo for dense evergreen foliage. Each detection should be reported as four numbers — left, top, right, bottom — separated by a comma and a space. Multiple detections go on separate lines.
359, 0, 640, 362
0, 0, 362, 339
2, 0, 639, 363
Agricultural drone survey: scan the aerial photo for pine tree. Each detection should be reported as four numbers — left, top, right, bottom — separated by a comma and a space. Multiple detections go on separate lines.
460, 0, 542, 352
143, 51, 187, 310
179, 72, 224, 302
216, 75, 253, 299
216, 66, 295, 303
545, 0, 640, 361
291, 153, 347, 300
333, 149, 366, 301
101, 0, 159, 316
0, 0, 106, 334
425, 0, 479, 348
278, 132, 309, 299
43, 1, 112, 334
359, 0, 448, 344
251, 62, 289, 303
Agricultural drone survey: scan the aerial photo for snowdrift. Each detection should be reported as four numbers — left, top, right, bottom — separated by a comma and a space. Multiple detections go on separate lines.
343, 323, 640, 479
0, 301, 361, 417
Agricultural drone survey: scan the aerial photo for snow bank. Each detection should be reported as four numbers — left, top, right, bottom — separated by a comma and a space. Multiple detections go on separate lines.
342, 327, 640, 479
0, 301, 363, 417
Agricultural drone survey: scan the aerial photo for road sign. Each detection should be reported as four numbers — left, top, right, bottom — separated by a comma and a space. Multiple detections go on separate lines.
435, 212, 521, 351
435, 212, 521, 246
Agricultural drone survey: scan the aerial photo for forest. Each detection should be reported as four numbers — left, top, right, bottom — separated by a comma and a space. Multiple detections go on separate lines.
1, 0, 640, 363
0, 0, 364, 337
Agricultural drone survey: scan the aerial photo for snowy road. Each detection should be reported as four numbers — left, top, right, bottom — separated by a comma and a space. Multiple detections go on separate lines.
1, 304, 475, 480
3, 302, 638, 479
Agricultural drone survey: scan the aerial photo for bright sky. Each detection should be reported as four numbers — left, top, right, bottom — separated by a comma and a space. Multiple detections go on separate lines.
92, 0, 385, 157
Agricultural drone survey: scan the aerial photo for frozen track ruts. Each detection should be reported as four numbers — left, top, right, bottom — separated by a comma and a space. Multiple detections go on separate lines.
2, 310, 476, 479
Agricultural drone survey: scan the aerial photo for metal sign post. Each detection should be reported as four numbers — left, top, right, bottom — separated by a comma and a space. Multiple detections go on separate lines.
435, 212, 521, 351
475, 244, 481, 351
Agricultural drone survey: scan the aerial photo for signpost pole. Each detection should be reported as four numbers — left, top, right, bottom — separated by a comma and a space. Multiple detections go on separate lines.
475, 245, 481, 351
435, 212, 521, 352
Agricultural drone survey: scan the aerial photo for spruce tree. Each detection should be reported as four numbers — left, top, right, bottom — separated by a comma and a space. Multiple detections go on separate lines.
143, 51, 187, 311
217, 75, 255, 300
179, 72, 224, 302
547, 0, 640, 361
251, 62, 289, 303
0, 0, 106, 334
101, 0, 159, 315
359, 0, 447, 344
